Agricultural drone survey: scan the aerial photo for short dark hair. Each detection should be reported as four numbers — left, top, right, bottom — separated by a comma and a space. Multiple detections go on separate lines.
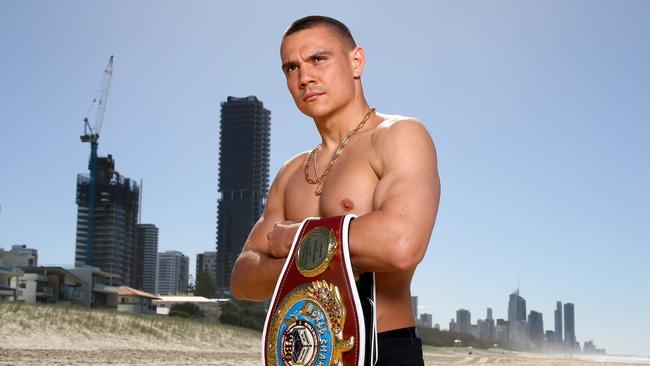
283, 15, 357, 50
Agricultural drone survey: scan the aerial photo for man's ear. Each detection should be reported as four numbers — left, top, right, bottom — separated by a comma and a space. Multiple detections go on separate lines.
351, 46, 366, 78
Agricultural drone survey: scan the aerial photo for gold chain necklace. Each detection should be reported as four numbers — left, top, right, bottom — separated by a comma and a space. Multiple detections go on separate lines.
304, 107, 375, 195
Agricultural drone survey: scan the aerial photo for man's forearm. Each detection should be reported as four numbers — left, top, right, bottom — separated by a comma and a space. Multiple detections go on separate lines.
348, 209, 433, 273
231, 250, 285, 301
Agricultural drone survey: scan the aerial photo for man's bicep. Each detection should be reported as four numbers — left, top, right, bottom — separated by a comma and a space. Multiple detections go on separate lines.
373, 120, 440, 233
347, 120, 439, 271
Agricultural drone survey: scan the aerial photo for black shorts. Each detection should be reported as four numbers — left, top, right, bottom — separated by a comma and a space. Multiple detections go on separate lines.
375, 327, 425, 366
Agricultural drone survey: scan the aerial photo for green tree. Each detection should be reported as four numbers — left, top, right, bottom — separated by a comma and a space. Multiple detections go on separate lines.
169, 302, 204, 319
219, 299, 266, 331
194, 271, 216, 298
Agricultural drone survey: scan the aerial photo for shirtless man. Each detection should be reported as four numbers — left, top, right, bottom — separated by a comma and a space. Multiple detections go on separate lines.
231, 16, 440, 365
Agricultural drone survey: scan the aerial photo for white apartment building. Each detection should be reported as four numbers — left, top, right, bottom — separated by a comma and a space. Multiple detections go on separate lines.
156, 250, 189, 295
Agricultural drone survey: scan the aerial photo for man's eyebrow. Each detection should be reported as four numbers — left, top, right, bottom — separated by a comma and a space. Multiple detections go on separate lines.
281, 51, 333, 71
307, 51, 332, 60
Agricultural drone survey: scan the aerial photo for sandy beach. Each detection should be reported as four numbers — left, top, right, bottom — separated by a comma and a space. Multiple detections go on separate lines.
1, 303, 647, 366
3, 345, 649, 366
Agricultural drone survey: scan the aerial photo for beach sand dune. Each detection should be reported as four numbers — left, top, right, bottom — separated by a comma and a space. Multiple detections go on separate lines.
0, 349, 257, 366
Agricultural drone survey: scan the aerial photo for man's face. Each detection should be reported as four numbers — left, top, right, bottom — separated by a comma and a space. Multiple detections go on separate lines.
280, 26, 358, 118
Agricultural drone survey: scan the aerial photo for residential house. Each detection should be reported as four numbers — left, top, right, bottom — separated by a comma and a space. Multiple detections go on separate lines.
12, 267, 85, 305
68, 266, 120, 309
117, 286, 159, 314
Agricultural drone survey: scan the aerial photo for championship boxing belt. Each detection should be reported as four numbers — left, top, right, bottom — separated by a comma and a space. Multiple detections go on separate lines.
262, 214, 377, 366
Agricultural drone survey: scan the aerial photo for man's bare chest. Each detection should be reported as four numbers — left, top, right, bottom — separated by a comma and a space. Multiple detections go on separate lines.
283, 145, 379, 221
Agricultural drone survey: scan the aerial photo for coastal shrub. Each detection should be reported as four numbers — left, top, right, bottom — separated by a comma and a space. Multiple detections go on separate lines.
219, 299, 266, 331
169, 302, 203, 319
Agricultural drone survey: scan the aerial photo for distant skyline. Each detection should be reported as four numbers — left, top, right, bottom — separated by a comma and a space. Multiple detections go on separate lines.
1, 1, 648, 356
441, 289, 585, 350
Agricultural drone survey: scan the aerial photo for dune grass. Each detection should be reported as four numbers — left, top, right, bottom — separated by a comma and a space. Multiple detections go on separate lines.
0, 302, 260, 347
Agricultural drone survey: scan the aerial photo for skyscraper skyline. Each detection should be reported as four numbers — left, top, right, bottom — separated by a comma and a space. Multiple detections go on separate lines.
215, 96, 270, 295
438, 291, 582, 352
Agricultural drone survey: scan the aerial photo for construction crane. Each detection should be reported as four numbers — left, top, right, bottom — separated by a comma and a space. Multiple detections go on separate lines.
80, 55, 113, 265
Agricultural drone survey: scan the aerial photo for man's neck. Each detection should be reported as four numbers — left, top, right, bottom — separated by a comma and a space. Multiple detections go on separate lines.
313, 99, 373, 150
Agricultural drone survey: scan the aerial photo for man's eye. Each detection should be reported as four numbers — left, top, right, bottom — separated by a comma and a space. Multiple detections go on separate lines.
286, 65, 298, 72
315, 56, 326, 62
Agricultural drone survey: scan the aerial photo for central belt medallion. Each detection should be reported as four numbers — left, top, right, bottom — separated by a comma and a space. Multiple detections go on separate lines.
263, 215, 367, 366
295, 227, 337, 278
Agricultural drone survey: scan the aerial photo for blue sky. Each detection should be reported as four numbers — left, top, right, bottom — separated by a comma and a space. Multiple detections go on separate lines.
1, 0, 648, 356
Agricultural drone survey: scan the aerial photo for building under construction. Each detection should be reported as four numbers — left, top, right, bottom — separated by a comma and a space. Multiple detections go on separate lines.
73, 56, 143, 288
74, 154, 140, 286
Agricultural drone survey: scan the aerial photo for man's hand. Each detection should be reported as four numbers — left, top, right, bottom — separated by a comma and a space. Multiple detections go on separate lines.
267, 221, 300, 258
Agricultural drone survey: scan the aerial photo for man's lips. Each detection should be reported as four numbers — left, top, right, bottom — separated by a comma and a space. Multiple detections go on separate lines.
303, 92, 324, 102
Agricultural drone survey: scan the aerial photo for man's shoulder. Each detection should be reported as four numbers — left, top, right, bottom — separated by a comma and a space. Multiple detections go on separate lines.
376, 113, 419, 126
268, 151, 308, 198
372, 113, 430, 142
367, 113, 433, 176
284, 150, 309, 170
275, 150, 309, 183
377, 113, 422, 129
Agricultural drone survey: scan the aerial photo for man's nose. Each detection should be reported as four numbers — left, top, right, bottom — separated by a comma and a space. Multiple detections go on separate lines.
298, 65, 316, 88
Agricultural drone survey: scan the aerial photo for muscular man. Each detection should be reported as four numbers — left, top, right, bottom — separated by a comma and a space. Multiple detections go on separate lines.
231, 15, 440, 365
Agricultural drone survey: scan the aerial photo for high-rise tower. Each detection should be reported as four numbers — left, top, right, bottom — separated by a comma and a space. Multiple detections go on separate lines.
411, 296, 418, 320
508, 290, 527, 324
75, 154, 139, 286
486, 307, 495, 340
456, 309, 471, 334
507, 289, 527, 343
564, 302, 576, 348
528, 310, 544, 347
555, 301, 563, 343
156, 250, 189, 295
215, 96, 270, 295
135, 224, 158, 293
